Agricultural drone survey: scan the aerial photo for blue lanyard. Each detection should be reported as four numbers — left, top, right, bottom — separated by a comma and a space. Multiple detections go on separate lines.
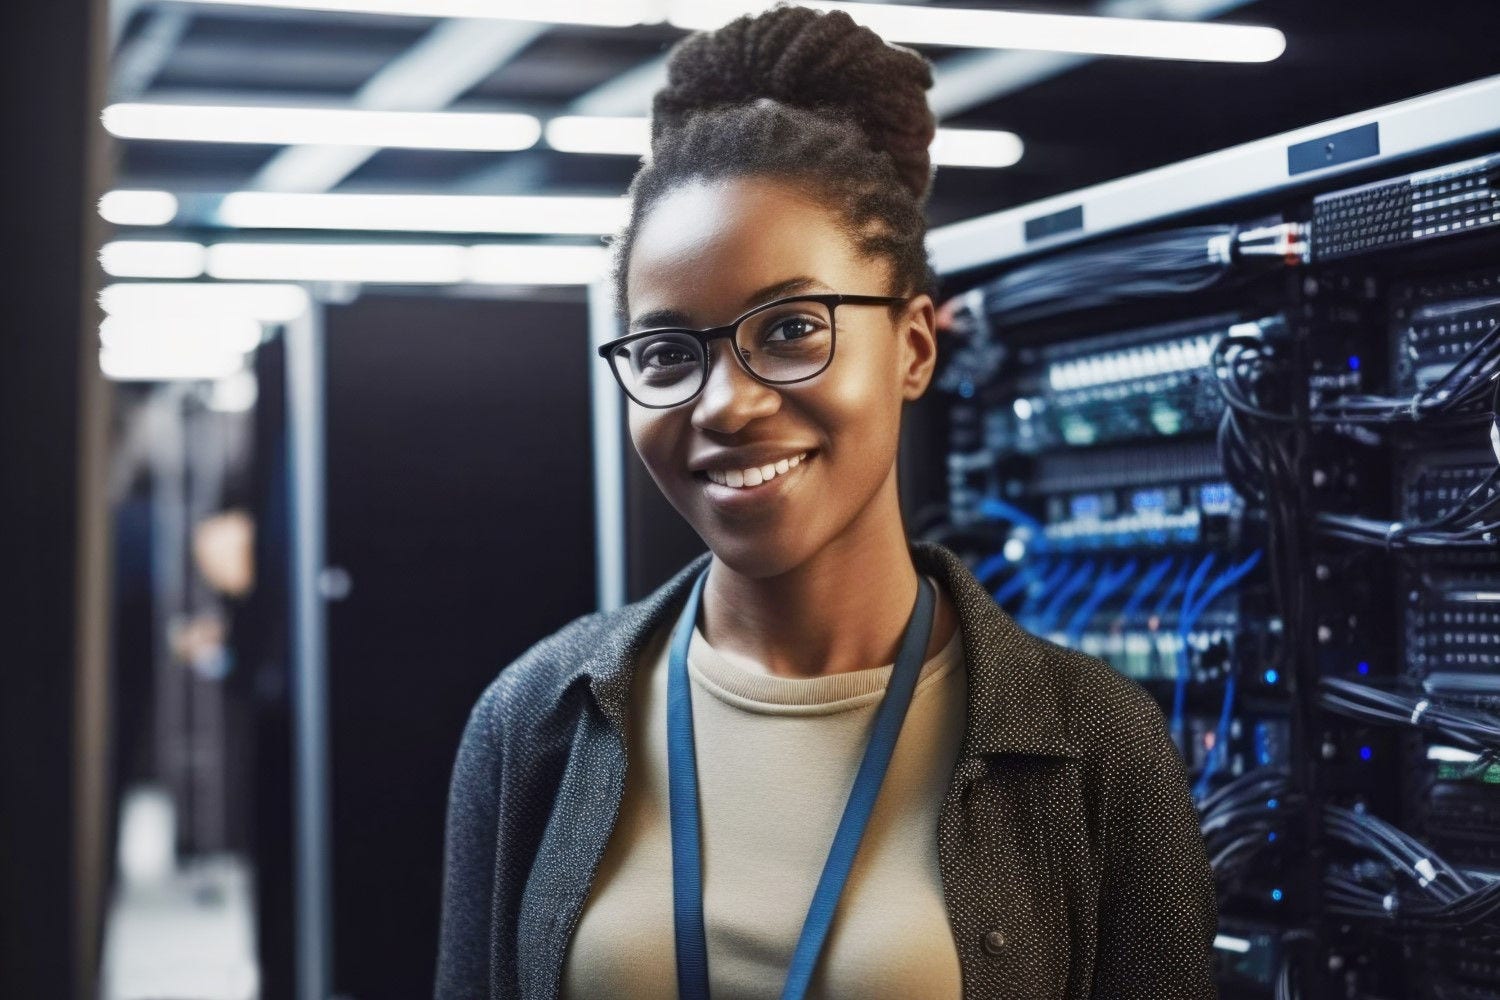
666, 565, 936, 1000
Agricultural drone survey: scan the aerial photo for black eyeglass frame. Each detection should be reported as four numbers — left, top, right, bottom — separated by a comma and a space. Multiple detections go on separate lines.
597, 292, 910, 409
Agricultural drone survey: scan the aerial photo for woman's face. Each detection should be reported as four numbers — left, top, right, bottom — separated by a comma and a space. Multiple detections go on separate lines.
623, 175, 938, 578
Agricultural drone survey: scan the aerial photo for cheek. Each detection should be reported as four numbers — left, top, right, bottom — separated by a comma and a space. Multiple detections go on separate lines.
628, 409, 682, 481
817, 348, 904, 453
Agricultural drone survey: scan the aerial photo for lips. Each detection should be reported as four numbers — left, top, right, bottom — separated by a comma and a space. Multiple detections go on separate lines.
698, 450, 810, 488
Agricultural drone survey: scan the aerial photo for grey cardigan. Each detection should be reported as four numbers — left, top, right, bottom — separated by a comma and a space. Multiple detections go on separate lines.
435, 539, 1219, 999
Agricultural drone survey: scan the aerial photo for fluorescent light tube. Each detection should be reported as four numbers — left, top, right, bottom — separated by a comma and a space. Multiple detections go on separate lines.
545, 116, 652, 156
467, 244, 608, 284
929, 128, 1024, 168
179, 0, 656, 26
100, 314, 265, 354
99, 343, 249, 381
206, 242, 470, 283
102, 103, 542, 151
170, 1, 1284, 61
667, 2, 1286, 62
99, 241, 207, 279
100, 282, 313, 323
217, 191, 628, 235
99, 190, 178, 226
544, 115, 1023, 168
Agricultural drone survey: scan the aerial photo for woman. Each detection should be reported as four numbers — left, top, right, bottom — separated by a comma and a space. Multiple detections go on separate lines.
436, 5, 1218, 998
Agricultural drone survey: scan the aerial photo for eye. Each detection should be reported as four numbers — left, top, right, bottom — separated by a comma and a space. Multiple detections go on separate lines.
764, 315, 825, 342
641, 343, 696, 369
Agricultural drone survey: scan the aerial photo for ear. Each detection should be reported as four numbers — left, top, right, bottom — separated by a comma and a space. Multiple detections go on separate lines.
897, 294, 939, 401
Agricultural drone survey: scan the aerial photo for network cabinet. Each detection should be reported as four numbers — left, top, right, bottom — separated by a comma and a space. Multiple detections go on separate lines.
924, 76, 1500, 998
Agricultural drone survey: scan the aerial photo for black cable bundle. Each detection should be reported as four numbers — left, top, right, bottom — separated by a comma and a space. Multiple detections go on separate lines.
1313, 464, 1500, 551
981, 223, 1304, 327
1198, 768, 1296, 874
1314, 317, 1500, 427
1212, 370, 1302, 686
1213, 325, 1500, 550
1323, 804, 1500, 931
1213, 318, 1500, 429
1317, 677, 1500, 771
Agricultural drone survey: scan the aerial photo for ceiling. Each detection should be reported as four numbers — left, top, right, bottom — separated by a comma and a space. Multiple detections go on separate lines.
107, 0, 1500, 232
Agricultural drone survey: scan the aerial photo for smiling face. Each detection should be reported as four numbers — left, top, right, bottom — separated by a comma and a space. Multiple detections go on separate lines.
622, 174, 938, 579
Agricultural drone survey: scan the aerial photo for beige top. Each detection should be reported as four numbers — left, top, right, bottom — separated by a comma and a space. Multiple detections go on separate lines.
560, 576, 967, 1000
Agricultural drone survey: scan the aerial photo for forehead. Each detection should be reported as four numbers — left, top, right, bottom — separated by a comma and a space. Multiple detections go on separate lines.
626, 176, 863, 330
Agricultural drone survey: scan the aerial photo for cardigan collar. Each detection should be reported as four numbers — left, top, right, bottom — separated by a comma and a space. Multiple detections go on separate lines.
578, 539, 1083, 761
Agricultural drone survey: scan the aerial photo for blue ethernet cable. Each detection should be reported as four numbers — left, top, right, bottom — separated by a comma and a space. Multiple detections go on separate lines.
1171, 553, 1219, 746
1064, 558, 1140, 647
1183, 549, 1265, 798
1016, 559, 1073, 623
977, 496, 1045, 533
993, 557, 1049, 606
1120, 556, 1176, 621
1034, 560, 1096, 637
974, 551, 1014, 587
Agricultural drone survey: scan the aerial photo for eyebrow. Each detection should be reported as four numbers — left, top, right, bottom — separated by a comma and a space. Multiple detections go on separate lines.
628, 275, 829, 332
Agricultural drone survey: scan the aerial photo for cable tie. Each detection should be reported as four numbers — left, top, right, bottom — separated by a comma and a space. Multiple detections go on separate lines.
1409, 392, 1424, 421
1382, 892, 1397, 914
1411, 699, 1430, 726
1385, 521, 1405, 553
1415, 858, 1437, 885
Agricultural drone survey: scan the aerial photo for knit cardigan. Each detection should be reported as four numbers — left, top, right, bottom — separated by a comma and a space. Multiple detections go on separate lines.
435, 539, 1220, 999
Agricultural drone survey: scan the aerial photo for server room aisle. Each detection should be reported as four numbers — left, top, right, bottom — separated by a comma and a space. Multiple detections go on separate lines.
7, 3, 1500, 999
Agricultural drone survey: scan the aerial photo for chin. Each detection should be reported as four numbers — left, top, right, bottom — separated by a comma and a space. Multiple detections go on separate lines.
698, 531, 817, 580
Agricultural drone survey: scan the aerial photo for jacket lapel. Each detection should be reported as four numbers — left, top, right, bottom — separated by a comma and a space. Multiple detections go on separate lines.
573, 539, 1084, 764
540, 539, 1091, 999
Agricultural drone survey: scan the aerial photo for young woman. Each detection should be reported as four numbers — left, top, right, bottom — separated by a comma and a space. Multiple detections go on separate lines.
436, 5, 1218, 998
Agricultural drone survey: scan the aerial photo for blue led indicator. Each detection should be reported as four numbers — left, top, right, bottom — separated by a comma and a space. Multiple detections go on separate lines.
1131, 488, 1166, 511
1348, 354, 1361, 371
1267, 798, 1279, 809
1267, 831, 1278, 843
1357, 661, 1370, 675
1271, 888, 1283, 902
1359, 746, 1373, 761
959, 381, 974, 399
1070, 494, 1102, 518
1264, 669, 1279, 684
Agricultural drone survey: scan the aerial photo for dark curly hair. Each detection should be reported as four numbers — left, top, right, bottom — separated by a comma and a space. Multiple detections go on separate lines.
607, 2, 938, 321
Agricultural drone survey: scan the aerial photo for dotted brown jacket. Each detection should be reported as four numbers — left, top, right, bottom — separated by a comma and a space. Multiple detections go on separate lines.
435, 539, 1220, 999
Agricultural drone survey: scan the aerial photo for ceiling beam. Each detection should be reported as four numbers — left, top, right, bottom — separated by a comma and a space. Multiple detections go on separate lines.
247, 17, 546, 192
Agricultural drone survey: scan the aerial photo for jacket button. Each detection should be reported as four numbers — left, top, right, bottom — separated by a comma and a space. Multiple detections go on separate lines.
982, 929, 1007, 956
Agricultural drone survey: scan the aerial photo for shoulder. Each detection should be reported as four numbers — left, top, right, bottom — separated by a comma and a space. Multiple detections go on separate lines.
468, 584, 679, 730
1031, 633, 1175, 764
468, 606, 612, 724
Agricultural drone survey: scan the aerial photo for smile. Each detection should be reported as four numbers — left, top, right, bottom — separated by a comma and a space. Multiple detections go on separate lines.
699, 450, 811, 489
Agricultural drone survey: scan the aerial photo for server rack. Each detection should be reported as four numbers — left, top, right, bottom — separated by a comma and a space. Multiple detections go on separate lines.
924, 75, 1500, 997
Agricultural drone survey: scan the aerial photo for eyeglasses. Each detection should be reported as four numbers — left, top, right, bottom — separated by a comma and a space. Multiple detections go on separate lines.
597, 292, 909, 408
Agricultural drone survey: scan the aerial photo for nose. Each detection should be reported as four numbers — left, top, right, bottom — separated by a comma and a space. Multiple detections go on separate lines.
690, 338, 781, 432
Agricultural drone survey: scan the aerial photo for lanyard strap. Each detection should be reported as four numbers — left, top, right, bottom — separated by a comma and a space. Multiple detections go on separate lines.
667, 566, 936, 1000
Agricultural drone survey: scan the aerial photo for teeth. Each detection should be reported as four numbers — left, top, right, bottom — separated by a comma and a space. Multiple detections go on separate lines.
705, 451, 809, 489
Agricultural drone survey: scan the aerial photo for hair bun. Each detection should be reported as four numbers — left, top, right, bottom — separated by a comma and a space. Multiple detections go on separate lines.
652, 3, 936, 202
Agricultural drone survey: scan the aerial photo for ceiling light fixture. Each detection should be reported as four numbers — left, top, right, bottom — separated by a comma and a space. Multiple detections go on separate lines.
99, 282, 314, 323
175, 1, 1284, 61
98, 190, 178, 226
216, 191, 628, 235
102, 103, 543, 151
544, 115, 1026, 167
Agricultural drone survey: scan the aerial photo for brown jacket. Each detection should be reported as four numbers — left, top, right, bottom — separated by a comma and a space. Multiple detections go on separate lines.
436, 538, 1220, 998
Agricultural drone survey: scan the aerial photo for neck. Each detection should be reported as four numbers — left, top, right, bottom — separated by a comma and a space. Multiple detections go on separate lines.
699, 472, 955, 679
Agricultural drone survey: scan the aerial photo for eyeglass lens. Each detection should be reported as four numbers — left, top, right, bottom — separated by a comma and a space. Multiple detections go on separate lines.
609, 297, 835, 407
